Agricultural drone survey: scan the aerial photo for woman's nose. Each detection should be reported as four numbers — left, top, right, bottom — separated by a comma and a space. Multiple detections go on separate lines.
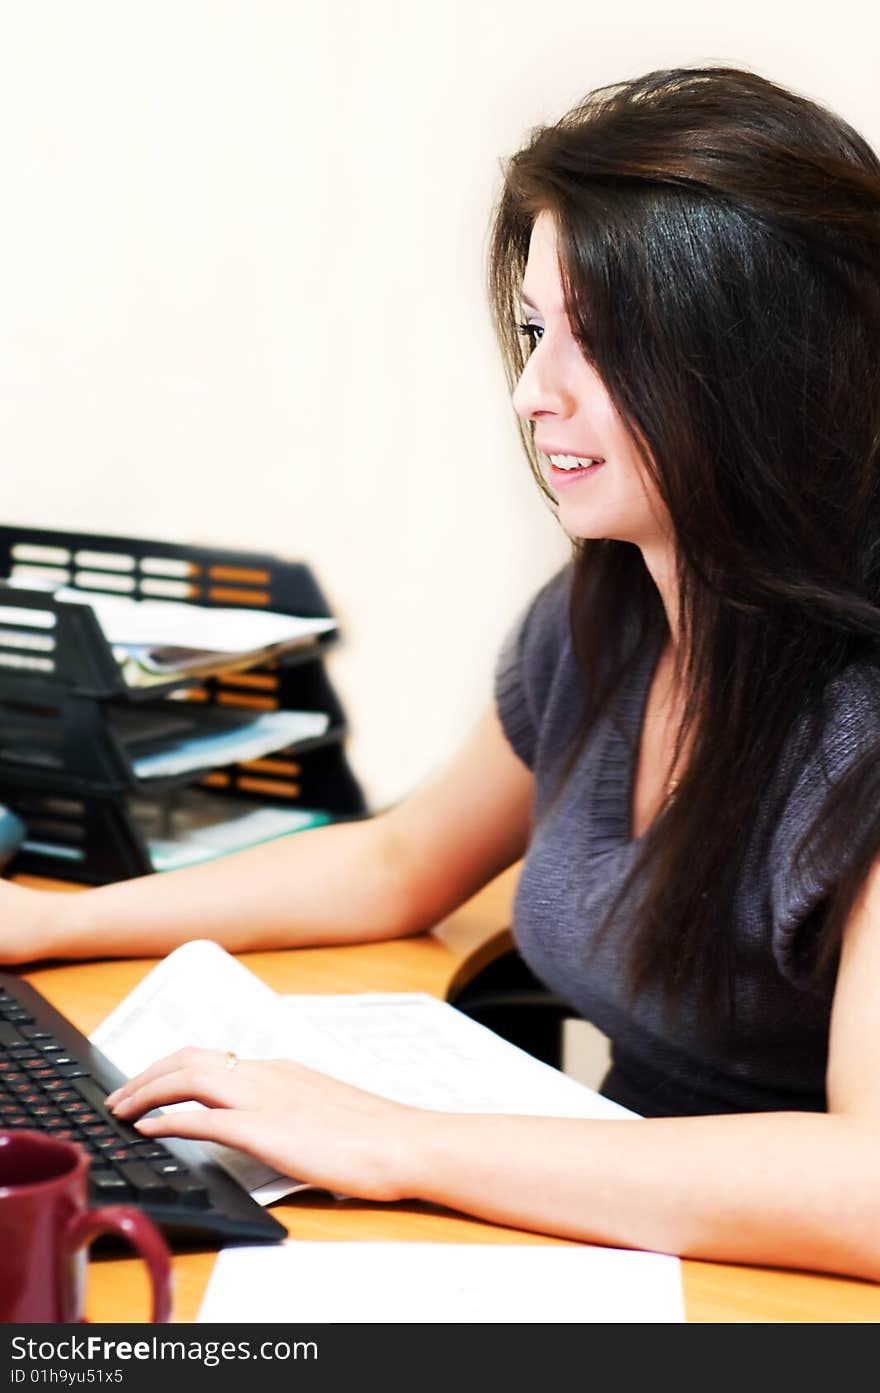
511, 344, 576, 423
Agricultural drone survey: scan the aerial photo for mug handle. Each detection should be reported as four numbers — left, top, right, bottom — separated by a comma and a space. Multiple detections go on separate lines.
65, 1204, 173, 1323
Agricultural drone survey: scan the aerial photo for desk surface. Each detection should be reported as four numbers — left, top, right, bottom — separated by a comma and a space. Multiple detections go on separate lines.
15, 864, 880, 1324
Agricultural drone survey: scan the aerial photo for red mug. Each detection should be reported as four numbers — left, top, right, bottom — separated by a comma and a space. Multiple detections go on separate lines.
0, 1130, 172, 1323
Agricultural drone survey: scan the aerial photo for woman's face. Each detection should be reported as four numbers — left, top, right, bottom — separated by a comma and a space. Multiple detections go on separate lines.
512, 211, 672, 551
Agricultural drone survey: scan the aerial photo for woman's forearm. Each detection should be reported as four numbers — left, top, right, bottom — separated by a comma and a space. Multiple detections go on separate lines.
404, 1109, 880, 1281
41, 813, 418, 960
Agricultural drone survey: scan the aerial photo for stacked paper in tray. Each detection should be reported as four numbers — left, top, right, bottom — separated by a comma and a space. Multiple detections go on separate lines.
110, 704, 330, 780
55, 587, 338, 686
1, 581, 342, 874
129, 791, 332, 871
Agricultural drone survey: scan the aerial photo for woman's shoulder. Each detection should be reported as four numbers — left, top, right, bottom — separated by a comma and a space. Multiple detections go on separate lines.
765, 653, 880, 985
824, 654, 880, 724
782, 655, 880, 783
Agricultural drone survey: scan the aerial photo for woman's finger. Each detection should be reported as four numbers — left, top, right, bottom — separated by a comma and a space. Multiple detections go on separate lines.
133, 1108, 269, 1151
133, 1108, 308, 1180
109, 1054, 253, 1120
105, 1046, 222, 1107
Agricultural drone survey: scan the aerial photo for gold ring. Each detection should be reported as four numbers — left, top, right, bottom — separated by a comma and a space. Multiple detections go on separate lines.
224, 1050, 239, 1071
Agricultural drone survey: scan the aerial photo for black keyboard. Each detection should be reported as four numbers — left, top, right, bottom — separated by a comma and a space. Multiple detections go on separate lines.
0, 972, 285, 1246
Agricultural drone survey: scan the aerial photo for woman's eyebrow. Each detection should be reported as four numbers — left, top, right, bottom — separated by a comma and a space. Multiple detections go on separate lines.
519, 291, 540, 312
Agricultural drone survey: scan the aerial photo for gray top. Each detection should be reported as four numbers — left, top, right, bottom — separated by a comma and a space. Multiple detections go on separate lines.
494, 564, 877, 1116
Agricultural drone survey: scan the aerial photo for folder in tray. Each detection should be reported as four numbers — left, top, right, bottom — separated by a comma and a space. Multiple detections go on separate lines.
129, 790, 332, 870
110, 704, 330, 781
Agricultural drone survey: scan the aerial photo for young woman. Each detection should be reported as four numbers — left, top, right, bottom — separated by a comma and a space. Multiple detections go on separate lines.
5, 65, 880, 1280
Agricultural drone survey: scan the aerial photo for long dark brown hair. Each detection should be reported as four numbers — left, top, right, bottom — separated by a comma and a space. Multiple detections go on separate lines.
487, 66, 880, 1025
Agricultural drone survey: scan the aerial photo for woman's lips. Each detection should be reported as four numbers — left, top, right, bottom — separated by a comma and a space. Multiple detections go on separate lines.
538, 449, 607, 490
548, 460, 606, 488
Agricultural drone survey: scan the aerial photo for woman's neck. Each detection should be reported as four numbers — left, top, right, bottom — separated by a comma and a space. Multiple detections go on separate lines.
640, 537, 680, 651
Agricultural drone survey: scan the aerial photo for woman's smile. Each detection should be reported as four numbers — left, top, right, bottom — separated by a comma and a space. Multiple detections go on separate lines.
544, 452, 607, 488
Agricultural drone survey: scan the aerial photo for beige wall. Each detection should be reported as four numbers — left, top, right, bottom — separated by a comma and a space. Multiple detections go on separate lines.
0, 1, 876, 807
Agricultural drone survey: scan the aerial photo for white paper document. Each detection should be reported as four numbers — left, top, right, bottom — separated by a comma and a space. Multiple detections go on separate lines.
0, 584, 338, 685
197, 1241, 685, 1324
91, 940, 636, 1204
277, 991, 634, 1121
56, 587, 337, 654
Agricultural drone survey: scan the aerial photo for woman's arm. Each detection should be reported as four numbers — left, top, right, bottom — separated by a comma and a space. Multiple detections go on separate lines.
0, 704, 533, 963
405, 854, 880, 1278
110, 849, 880, 1282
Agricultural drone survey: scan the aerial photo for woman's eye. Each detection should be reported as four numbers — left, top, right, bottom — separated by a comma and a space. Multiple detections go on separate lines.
517, 322, 543, 352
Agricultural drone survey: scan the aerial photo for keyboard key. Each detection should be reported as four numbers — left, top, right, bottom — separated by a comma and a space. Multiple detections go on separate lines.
89, 1171, 131, 1200
118, 1163, 174, 1202
60, 1100, 93, 1117
167, 1176, 210, 1208
106, 1145, 142, 1163
92, 1135, 122, 1151
71, 1078, 114, 1111
43, 1122, 78, 1137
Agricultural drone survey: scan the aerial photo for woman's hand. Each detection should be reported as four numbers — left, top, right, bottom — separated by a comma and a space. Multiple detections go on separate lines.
106, 1048, 428, 1202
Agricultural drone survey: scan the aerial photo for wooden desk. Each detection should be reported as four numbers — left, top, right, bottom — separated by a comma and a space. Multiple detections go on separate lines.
15, 865, 880, 1324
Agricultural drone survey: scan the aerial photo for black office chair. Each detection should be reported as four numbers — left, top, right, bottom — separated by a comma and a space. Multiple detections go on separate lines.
449, 948, 572, 1070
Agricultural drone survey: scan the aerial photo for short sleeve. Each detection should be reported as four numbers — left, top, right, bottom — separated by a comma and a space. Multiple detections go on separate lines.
768, 664, 880, 986
494, 564, 573, 769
